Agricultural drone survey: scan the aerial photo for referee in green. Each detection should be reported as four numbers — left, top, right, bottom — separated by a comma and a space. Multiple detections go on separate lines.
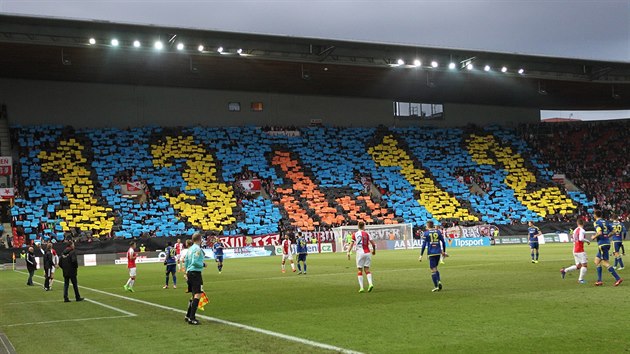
184, 233, 206, 325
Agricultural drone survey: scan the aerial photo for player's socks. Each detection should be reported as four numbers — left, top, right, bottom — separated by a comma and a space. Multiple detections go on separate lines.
366, 272, 373, 286
291, 263, 296, 271
185, 300, 192, 319
357, 272, 364, 289
531, 252, 534, 261
218, 264, 223, 272
608, 266, 621, 281
436, 271, 441, 282
579, 267, 587, 281
165, 276, 169, 286
535, 253, 539, 261
597, 266, 603, 281
190, 298, 200, 320
173, 276, 176, 286
297, 263, 302, 272
618, 257, 624, 268
303, 264, 307, 273
565, 265, 577, 273
431, 273, 438, 287
615, 258, 619, 268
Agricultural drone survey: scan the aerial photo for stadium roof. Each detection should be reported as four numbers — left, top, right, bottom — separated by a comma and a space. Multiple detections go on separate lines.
1, 14, 630, 110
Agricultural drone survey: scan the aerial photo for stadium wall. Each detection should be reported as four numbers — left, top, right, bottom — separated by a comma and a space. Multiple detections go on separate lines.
0, 78, 539, 128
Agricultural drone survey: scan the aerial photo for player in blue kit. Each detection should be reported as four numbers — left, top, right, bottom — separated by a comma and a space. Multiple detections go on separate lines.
419, 221, 447, 292
212, 237, 224, 273
527, 221, 542, 263
163, 242, 177, 289
296, 232, 308, 274
592, 210, 623, 286
610, 214, 626, 270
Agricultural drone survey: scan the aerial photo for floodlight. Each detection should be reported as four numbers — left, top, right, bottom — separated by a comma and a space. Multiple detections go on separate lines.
397, 58, 405, 65
431, 61, 438, 68
177, 43, 184, 50
448, 62, 456, 69
237, 48, 243, 55
217, 46, 223, 53
154, 41, 163, 50
518, 68, 525, 74
133, 40, 141, 48
501, 66, 508, 73
484, 65, 491, 72
413, 59, 421, 67
111, 39, 119, 46
466, 63, 473, 70
198, 45, 204, 52
88, 38, 96, 45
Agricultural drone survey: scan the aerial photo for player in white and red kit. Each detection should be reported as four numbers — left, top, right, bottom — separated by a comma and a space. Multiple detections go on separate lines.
175, 238, 183, 272
281, 234, 296, 273
123, 241, 137, 292
347, 221, 376, 293
560, 219, 590, 284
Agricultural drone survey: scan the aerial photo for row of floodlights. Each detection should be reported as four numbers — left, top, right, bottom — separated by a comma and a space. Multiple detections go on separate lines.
87, 37, 525, 73
88, 37, 244, 55
393, 59, 525, 74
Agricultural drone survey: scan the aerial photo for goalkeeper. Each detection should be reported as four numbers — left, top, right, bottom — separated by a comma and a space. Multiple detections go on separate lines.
345, 232, 354, 252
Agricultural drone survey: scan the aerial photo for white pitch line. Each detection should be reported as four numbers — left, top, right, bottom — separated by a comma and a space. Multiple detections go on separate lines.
28, 280, 136, 317
6, 300, 62, 305
85, 299, 137, 317
0, 333, 17, 354
16, 271, 362, 354
3, 315, 133, 328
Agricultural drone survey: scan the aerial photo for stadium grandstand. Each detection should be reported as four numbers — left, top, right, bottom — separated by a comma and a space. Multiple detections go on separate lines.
0, 13, 629, 252
2, 9, 630, 354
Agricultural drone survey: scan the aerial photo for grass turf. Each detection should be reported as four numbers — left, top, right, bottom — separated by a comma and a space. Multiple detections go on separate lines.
1, 244, 629, 353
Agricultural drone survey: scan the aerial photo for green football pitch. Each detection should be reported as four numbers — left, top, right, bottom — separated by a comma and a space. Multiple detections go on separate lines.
1, 244, 629, 354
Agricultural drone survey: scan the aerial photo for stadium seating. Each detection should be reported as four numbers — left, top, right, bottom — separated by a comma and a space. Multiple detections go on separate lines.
519, 121, 624, 219
10, 123, 602, 241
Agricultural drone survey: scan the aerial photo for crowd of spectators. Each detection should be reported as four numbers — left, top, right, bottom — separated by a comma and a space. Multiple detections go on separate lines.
519, 120, 630, 221
453, 167, 491, 195
7, 121, 629, 249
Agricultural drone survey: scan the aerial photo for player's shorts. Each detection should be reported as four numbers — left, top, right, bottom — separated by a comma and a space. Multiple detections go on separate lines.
356, 251, 371, 268
297, 253, 307, 262
613, 241, 623, 253
165, 264, 176, 273
282, 253, 294, 262
215, 255, 224, 263
596, 244, 610, 261
128, 267, 137, 277
573, 252, 587, 265
187, 271, 203, 294
429, 254, 441, 269
529, 242, 539, 250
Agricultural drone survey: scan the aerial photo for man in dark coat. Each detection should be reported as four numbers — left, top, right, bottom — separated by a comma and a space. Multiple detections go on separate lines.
26, 246, 36, 286
43, 243, 54, 291
59, 241, 83, 302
